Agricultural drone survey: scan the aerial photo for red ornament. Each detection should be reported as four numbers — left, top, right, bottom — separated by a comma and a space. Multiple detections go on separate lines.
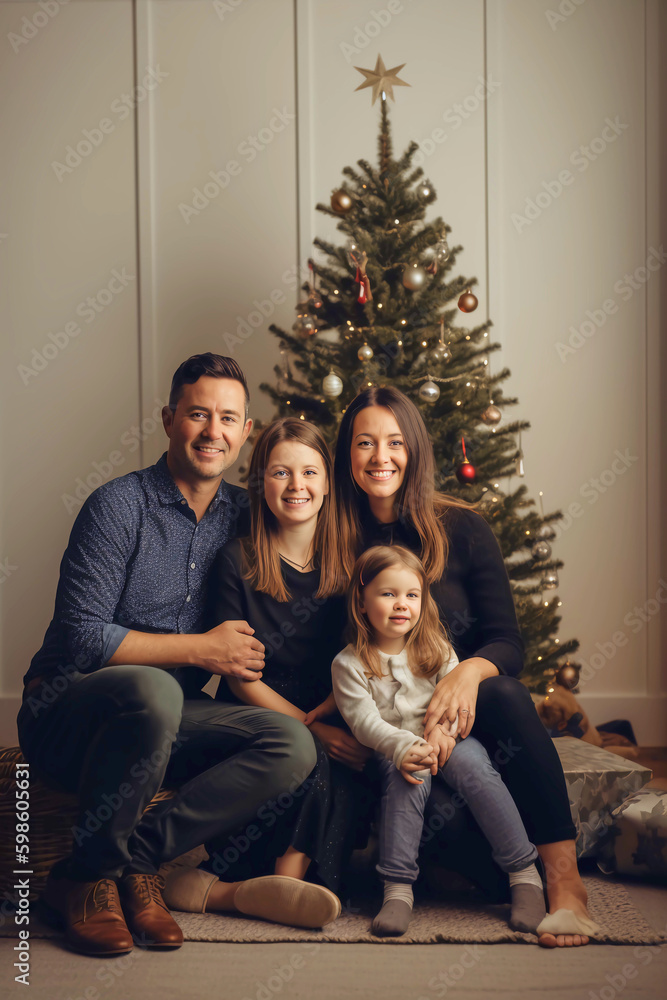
458, 289, 478, 313
355, 266, 367, 304
455, 437, 476, 484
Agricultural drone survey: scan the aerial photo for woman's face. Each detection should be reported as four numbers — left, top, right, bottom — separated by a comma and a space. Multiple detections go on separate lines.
263, 439, 329, 529
350, 406, 409, 502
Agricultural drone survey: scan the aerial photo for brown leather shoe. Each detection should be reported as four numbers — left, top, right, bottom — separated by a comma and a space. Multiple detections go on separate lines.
119, 874, 183, 949
41, 872, 133, 956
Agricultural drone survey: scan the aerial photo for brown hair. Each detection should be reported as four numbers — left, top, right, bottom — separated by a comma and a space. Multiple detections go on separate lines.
242, 418, 346, 601
348, 545, 453, 680
169, 353, 249, 418
334, 386, 478, 583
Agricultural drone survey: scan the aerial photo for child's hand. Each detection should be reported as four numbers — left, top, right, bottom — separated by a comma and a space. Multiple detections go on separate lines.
428, 727, 457, 772
399, 742, 437, 785
303, 692, 337, 727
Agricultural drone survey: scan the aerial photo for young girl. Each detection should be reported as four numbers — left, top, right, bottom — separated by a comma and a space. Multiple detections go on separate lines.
330, 545, 547, 938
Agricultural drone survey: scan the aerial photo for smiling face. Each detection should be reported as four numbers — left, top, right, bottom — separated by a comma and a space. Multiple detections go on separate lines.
163, 376, 252, 483
361, 564, 422, 653
263, 439, 329, 530
350, 405, 408, 516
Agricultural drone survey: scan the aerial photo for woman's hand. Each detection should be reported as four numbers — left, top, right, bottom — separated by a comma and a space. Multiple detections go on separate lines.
423, 657, 498, 741
398, 743, 437, 785
303, 692, 337, 728
309, 722, 373, 772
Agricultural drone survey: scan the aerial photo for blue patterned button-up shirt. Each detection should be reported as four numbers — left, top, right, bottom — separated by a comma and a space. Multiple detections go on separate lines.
24, 453, 250, 685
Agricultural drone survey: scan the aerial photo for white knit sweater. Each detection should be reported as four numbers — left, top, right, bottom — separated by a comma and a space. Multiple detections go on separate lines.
331, 643, 459, 769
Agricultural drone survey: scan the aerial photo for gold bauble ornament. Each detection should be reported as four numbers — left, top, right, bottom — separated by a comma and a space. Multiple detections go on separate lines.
481, 404, 502, 425
331, 190, 353, 214
357, 343, 374, 362
458, 289, 478, 312
402, 266, 427, 291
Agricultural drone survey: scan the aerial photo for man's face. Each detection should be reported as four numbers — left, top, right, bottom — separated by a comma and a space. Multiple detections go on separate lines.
163, 376, 252, 483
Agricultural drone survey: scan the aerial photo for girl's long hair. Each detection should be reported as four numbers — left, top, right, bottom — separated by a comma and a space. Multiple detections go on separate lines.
348, 545, 453, 680
334, 386, 479, 584
242, 418, 346, 601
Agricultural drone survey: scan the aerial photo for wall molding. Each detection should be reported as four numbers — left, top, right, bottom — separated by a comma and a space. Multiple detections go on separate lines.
134, 0, 160, 467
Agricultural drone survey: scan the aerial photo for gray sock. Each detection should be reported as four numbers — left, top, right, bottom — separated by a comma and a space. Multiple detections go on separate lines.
509, 883, 547, 933
371, 898, 413, 937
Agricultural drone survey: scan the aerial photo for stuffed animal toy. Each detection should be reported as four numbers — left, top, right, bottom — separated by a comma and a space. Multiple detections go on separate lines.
536, 685, 638, 760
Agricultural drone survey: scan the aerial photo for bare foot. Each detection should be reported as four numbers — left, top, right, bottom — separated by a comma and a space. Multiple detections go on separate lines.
537, 841, 597, 947
538, 883, 597, 947
539, 931, 588, 948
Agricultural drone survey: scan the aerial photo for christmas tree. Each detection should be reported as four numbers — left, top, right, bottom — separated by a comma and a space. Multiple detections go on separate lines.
260, 56, 578, 692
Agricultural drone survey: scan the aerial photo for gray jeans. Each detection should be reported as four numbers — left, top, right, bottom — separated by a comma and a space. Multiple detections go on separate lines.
376, 735, 538, 884
18, 665, 317, 881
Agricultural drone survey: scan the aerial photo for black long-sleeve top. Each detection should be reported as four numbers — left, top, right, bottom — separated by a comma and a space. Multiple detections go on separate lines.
360, 501, 524, 678
212, 539, 347, 710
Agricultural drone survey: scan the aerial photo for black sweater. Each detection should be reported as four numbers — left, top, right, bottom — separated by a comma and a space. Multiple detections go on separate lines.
360, 502, 524, 678
212, 539, 347, 710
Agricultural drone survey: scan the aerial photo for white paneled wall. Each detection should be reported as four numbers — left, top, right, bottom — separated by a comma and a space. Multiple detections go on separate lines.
0, 0, 665, 743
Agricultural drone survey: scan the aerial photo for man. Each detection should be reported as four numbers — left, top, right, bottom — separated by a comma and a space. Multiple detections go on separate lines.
17, 354, 328, 956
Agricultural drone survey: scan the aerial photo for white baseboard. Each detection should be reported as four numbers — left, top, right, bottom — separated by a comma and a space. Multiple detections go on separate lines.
577, 694, 667, 745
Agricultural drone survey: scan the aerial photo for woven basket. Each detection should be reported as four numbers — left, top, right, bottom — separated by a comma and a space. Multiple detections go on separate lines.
0, 746, 174, 903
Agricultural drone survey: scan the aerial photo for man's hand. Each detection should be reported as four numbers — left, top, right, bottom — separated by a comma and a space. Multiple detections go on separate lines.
428, 727, 457, 771
309, 722, 373, 772
398, 742, 437, 785
196, 621, 265, 680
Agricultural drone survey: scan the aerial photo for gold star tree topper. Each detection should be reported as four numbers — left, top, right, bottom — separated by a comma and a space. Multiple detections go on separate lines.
354, 54, 410, 106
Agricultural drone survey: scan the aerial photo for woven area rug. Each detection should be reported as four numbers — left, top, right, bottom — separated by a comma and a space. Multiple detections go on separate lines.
2, 872, 665, 945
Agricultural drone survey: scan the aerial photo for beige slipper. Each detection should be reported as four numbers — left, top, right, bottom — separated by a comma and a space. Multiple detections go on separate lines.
162, 868, 218, 913
233, 876, 341, 929
537, 908, 601, 938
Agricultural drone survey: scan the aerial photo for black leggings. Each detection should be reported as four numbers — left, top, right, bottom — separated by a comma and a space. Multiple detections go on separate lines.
422, 674, 576, 897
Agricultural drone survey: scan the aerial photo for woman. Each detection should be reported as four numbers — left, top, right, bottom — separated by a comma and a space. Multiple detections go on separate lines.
164, 418, 374, 924
332, 386, 598, 948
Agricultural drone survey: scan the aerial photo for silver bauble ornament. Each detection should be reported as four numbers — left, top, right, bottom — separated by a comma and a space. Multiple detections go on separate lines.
402, 266, 427, 291
531, 540, 552, 561
481, 489, 502, 507
418, 379, 440, 403
435, 239, 450, 262
292, 315, 316, 336
481, 404, 502, 425
322, 372, 343, 398
538, 524, 555, 540
357, 343, 374, 362
543, 569, 559, 590
430, 345, 449, 362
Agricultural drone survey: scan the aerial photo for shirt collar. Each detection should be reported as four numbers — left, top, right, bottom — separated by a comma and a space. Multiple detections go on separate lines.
151, 452, 232, 508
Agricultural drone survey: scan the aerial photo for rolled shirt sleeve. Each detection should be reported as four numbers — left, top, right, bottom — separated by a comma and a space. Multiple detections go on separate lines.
50, 489, 136, 672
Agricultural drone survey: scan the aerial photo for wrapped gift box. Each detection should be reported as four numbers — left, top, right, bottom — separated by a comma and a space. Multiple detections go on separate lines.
553, 738, 652, 857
